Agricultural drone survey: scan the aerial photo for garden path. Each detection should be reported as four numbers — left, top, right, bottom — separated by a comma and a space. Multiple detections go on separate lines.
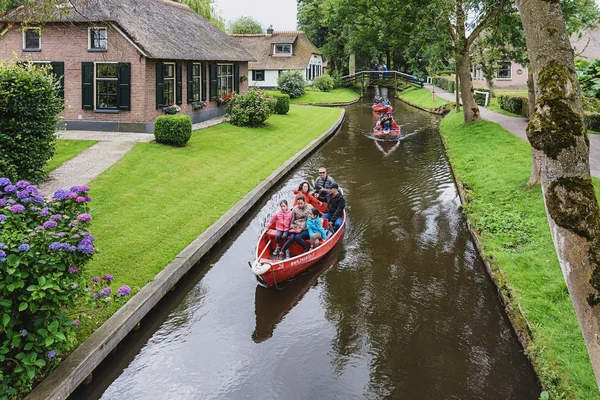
423, 84, 600, 178
40, 117, 225, 195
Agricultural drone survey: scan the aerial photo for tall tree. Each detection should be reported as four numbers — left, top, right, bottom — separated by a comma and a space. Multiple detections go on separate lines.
179, 0, 225, 30
516, 0, 600, 388
227, 16, 263, 34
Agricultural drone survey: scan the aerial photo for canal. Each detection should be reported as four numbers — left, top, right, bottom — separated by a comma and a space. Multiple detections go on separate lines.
72, 95, 540, 399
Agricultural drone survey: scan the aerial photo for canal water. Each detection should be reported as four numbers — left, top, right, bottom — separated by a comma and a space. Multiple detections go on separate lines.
72, 95, 540, 399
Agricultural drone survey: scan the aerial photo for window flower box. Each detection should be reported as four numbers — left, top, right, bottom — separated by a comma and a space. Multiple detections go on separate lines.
162, 103, 181, 115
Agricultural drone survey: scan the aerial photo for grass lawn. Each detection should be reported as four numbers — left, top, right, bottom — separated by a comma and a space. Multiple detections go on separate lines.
397, 87, 451, 110
44, 139, 97, 173
441, 111, 598, 399
266, 88, 359, 104
74, 105, 343, 340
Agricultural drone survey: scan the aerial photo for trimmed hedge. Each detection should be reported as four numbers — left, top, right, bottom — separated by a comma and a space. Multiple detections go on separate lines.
474, 88, 490, 107
270, 93, 290, 115
432, 76, 455, 93
497, 95, 529, 117
585, 112, 600, 131
154, 115, 192, 147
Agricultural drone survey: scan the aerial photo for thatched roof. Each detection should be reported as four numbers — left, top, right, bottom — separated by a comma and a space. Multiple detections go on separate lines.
3, 0, 254, 62
230, 31, 321, 70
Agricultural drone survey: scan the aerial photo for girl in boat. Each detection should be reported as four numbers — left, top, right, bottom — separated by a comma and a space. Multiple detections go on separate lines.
267, 199, 293, 257
280, 195, 313, 259
306, 208, 328, 249
294, 181, 327, 213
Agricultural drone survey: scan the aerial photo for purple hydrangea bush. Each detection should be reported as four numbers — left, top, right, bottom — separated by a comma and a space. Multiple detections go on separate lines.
0, 178, 132, 397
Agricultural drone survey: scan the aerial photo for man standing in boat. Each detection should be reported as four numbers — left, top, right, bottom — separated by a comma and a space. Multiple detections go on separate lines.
313, 167, 336, 202
323, 183, 345, 233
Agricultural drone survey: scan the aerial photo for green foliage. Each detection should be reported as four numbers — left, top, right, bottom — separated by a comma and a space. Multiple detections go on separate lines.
329, 70, 343, 88
179, 0, 225, 31
277, 71, 306, 98
154, 115, 192, 147
227, 15, 263, 34
582, 95, 600, 113
472, 202, 534, 249
0, 62, 63, 183
584, 112, 600, 132
0, 182, 96, 398
313, 74, 334, 92
432, 76, 455, 93
269, 92, 290, 115
225, 90, 275, 127
497, 95, 529, 117
576, 58, 600, 98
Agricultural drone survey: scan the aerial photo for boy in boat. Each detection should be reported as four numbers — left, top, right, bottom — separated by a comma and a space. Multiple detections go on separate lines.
306, 208, 328, 248
323, 183, 345, 233
313, 167, 337, 203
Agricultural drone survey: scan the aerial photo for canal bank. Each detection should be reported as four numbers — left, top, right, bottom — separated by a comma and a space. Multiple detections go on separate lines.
70, 98, 540, 399
26, 107, 345, 400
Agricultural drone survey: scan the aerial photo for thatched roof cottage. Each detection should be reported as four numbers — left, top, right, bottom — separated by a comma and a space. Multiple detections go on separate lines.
0, 0, 255, 132
230, 28, 323, 88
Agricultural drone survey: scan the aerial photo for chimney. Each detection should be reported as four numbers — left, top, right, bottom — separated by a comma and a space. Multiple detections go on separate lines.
267, 25, 274, 36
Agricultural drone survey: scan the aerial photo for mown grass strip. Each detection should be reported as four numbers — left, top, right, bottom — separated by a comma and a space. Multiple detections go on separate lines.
45, 139, 97, 173
266, 88, 359, 104
397, 87, 451, 110
441, 111, 598, 399
74, 105, 343, 340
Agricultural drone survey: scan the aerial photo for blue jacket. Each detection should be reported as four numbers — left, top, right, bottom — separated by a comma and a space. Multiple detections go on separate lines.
306, 216, 328, 239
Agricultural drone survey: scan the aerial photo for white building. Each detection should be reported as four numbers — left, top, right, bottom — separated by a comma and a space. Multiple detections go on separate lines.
230, 28, 323, 88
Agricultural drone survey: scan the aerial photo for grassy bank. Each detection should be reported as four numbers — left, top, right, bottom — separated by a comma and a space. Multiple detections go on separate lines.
397, 87, 451, 110
74, 105, 342, 340
440, 111, 598, 399
45, 139, 97, 173
266, 88, 359, 104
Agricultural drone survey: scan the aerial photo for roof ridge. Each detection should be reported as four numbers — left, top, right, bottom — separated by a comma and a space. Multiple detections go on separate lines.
273, 30, 304, 34
154, 0, 191, 11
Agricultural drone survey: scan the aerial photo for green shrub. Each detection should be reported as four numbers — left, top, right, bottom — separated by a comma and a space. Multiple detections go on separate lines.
314, 74, 334, 92
0, 62, 63, 183
497, 95, 529, 117
277, 71, 306, 98
154, 115, 192, 147
226, 90, 276, 127
585, 112, 600, 131
582, 96, 600, 113
474, 88, 490, 107
432, 76, 455, 93
269, 93, 290, 115
329, 70, 343, 88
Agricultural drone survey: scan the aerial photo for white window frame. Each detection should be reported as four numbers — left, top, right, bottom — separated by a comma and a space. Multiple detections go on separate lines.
22, 27, 41, 51
217, 63, 233, 96
163, 62, 176, 106
88, 27, 108, 51
94, 62, 118, 110
192, 62, 202, 102
274, 44, 292, 55
496, 61, 512, 80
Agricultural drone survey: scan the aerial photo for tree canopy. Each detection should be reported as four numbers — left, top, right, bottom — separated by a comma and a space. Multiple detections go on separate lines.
227, 16, 264, 34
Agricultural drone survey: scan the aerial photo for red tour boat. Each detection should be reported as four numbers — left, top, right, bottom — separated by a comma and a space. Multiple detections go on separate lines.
372, 103, 392, 113
251, 210, 346, 287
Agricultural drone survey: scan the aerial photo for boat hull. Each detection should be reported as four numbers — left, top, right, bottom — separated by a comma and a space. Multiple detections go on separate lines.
372, 104, 392, 113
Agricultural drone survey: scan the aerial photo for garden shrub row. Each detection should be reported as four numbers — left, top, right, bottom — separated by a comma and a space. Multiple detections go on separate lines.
497, 95, 530, 117
432, 76, 455, 93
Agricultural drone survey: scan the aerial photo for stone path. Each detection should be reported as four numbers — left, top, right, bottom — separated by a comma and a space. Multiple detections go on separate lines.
40, 117, 225, 195
423, 84, 600, 178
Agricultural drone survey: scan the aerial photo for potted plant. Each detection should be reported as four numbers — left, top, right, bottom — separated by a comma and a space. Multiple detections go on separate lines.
240, 74, 248, 83
213, 93, 234, 106
162, 103, 181, 115
191, 101, 207, 111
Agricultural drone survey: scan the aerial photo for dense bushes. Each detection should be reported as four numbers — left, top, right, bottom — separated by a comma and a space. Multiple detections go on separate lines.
474, 88, 490, 107
226, 90, 276, 127
432, 76, 455, 93
0, 62, 63, 183
497, 95, 529, 117
314, 74, 334, 92
277, 71, 306, 98
154, 115, 192, 147
329, 70, 343, 88
269, 92, 290, 115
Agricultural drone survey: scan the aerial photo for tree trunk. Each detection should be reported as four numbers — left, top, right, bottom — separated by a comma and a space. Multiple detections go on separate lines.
517, 0, 600, 388
455, 0, 480, 123
526, 68, 540, 186
455, 67, 460, 111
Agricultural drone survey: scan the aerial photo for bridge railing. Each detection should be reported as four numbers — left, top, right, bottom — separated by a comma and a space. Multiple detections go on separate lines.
340, 70, 424, 88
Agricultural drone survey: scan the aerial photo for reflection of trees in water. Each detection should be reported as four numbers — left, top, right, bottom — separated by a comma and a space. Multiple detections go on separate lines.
166, 282, 209, 331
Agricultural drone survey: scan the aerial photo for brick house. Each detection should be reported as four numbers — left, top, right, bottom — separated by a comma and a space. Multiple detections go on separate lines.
230, 28, 323, 89
0, 0, 254, 132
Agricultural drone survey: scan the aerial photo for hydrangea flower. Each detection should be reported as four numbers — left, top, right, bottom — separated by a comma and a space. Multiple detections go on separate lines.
73, 319, 80, 326
0, 199, 9, 207
15, 180, 30, 189
49, 242, 63, 251
0, 178, 11, 187
68, 266, 79, 274
16, 190, 29, 199
9, 204, 25, 213
18, 244, 30, 252
4, 185, 17, 193
118, 285, 131, 297
103, 274, 114, 282
0, 243, 4, 249
48, 350, 56, 359
67, 192, 77, 199
75, 196, 86, 203
0, 214, 6, 222
43, 220, 58, 229
100, 287, 112, 296
20, 329, 28, 337
92, 276, 100, 283
39, 207, 49, 217
50, 214, 62, 221
77, 213, 92, 222
77, 186, 90, 193
0, 250, 5, 258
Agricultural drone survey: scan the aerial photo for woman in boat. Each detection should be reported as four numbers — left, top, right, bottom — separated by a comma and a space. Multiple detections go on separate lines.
306, 208, 328, 249
266, 199, 293, 256
280, 195, 313, 259
294, 181, 326, 213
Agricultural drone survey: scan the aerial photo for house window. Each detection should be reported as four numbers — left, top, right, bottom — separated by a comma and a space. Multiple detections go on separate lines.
496, 61, 512, 79
252, 70, 265, 82
163, 62, 175, 105
192, 63, 201, 101
95, 63, 118, 109
89, 27, 107, 50
23, 27, 41, 50
217, 64, 233, 96
274, 44, 292, 55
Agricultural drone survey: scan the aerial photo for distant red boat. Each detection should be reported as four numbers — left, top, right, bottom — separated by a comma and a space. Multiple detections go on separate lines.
373, 125, 401, 137
372, 103, 392, 113
251, 211, 346, 287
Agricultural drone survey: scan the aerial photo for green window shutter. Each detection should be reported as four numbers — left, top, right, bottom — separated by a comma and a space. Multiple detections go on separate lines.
117, 62, 131, 111
176, 62, 182, 105
210, 63, 217, 99
81, 62, 94, 110
201, 62, 207, 101
50, 61, 64, 99
156, 62, 164, 109
234, 63, 239, 94
187, 62, 194, 104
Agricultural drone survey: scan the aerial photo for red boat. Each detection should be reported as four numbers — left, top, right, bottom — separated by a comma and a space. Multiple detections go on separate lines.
373, 125, 401, 137
372, 103, 392, 113
251, 211, 346, 287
